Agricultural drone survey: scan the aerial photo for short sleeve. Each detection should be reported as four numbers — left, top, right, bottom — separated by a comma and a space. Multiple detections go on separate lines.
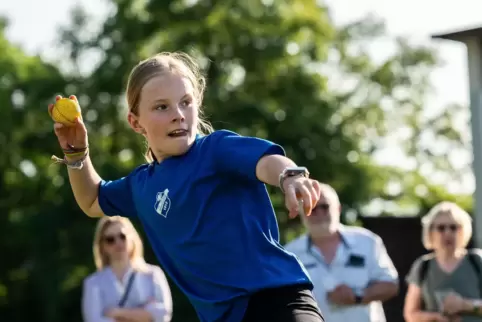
211, 130, 285, 180
406, 257, 424, 286
98, 165, 148, 218
368, 236, 398, 283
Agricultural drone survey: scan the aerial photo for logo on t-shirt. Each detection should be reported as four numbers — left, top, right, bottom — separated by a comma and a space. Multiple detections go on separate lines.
154, 188, 171, 218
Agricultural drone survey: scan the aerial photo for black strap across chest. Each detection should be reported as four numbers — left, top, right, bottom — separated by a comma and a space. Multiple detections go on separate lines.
118, 272, 137, 307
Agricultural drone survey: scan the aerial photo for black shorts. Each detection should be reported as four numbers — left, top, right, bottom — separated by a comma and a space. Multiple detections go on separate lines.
241, 284, 324, 322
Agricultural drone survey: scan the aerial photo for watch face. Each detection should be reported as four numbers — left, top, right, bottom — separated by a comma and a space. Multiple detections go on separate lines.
285, 167, 309, 177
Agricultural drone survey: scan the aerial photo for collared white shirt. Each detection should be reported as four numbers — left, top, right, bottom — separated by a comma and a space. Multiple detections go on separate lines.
285, 225, 398, 322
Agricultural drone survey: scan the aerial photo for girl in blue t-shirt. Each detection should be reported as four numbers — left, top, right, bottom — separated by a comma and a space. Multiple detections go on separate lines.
49, 52, 324, 322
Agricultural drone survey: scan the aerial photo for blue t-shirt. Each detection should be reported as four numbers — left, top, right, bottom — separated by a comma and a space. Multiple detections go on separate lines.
98, 130, 311, 322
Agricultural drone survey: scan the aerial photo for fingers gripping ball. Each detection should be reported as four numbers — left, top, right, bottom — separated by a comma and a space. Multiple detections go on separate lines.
51, 97, 81, 126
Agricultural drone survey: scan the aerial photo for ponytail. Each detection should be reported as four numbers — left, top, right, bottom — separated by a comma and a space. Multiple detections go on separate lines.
145, 146, 156, 163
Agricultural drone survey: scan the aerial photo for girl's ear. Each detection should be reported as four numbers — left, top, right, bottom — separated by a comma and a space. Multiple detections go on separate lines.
127, 112, 146, 135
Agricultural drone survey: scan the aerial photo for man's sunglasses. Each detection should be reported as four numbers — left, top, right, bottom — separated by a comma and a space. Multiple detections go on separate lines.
313, 203, 330, 211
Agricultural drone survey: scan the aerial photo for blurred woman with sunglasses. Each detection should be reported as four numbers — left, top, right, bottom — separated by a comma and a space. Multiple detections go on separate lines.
82, 216, 172, 322
404, 202, 482, 322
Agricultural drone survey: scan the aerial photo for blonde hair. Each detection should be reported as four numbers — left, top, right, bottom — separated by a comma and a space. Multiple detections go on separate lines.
126, 52, 214, 163
93, 216, 147, 271
421, 201, 472, 250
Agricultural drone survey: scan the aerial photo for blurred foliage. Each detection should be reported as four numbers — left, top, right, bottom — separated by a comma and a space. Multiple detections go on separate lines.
0, 0, 472, 321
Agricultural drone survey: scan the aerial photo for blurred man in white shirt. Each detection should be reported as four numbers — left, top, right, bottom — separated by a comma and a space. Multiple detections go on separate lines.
285, 184, 398, 322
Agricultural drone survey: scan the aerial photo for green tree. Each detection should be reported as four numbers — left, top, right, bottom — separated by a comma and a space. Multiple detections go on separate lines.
62, 1, 470, 218
330, 14, 472, 215
0, 17, 95, 321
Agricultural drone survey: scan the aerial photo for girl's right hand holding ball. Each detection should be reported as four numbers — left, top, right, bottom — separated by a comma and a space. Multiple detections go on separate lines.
48, 95, 88, 162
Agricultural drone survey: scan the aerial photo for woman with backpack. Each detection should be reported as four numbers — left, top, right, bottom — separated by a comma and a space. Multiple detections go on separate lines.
404, 201, 482, 322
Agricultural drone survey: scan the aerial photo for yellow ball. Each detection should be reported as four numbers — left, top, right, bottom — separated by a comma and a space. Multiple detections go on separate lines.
51, 98, 81, 126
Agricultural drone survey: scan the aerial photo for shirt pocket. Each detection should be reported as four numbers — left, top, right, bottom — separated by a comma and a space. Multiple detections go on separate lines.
340, 266, 370, 290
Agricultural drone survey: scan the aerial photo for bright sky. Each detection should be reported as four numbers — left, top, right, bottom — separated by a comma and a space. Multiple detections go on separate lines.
1, 0, 481, 194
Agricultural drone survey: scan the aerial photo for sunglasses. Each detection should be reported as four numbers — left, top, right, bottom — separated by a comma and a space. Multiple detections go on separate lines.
432, 224, 459, 233
313, 203, 330, 211
103, 233, 126, 245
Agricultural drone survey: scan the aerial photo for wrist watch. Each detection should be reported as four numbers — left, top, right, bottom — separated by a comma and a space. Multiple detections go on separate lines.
278, 167, 309, 193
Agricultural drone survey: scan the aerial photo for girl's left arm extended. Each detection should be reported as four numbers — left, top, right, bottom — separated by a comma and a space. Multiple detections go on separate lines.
212, 130, 321, 217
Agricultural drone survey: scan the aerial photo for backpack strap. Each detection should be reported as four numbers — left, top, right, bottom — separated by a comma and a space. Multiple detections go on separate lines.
418, 254, 434, 285
467, 250, 482, 297
417, 254, 434, 310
